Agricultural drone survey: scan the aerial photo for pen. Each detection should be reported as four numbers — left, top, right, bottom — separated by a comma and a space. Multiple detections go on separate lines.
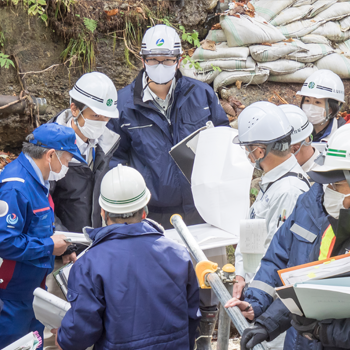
277, 215, 281, 227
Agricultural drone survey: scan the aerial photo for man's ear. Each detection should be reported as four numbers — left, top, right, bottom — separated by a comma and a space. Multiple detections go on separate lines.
142, 58, 145, 69
142, 210, 147, 220
290, 144, 300, 154
45, 149, 55, 163
101, 208, 105, 218
70, 103, 80, 118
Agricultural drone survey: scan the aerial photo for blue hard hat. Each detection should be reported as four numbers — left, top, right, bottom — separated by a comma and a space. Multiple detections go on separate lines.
29, 123, 86, 164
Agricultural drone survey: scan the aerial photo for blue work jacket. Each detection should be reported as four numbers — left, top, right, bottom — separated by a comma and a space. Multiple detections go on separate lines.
245, 183, 350, 350
0, 153, 54, 301
58, 220, 200, 350
108, 70, 229, 215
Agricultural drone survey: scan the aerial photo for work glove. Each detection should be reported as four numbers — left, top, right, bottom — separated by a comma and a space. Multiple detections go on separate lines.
241, 324, 269, 350
291, 314, 320, 341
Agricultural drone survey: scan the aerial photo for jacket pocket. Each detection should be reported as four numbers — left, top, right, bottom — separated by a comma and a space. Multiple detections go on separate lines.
28, 209, 53, 239
66, 289, 79, 302
181, 106, 211, 125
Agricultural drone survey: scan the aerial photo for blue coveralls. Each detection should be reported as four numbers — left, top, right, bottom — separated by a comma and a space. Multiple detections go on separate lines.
0, 153, 55, 348
58, 220, 200, 350
243, 183, 350, 350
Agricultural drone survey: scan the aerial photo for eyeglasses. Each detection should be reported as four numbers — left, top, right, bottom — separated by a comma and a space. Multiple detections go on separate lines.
145, 58, 178, 66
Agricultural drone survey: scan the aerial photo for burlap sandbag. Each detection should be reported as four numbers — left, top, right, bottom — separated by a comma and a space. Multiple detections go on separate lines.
270, 5, 313, 26
192, 43, 249, 61
313, 2, 350, 22
250, 42, 305, 62
277, 19, 322, 38
315, 53, 350, 79
268, 66, 318, 82
301, 34, 332, 45
312, 21, 350, 42
180, 63, 221, 84
196, 57, 256, 72
258, 59, 306, 75
254, 0, 296, 22
205, 30, 227, 43
286, 43, 334, 63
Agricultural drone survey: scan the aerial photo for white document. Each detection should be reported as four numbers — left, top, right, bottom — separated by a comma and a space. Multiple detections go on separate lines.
33, 288, 71, 330
240, 219, 267, 274
164, 223, 239, 250
280, 255, 350, 286
3, 332, 41, 350
279, 298, 304, 317
54, 231, 91, 245
191, 127, 253, 235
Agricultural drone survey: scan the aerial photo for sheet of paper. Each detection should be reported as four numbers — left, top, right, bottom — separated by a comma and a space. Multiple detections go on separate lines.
242, 253, 264, 274
240, 219, 267, 254
280, 255, 350, 286
33, 288, 71, 330
279, 298, 304, 317
191, 127, 253, 234
3, 332, 40, 350
164, 223, 239, 250
54, 231, 91, 245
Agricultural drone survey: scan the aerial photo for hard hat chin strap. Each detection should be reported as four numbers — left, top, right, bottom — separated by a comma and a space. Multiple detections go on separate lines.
344, 170, 350, 187
320, 99, 330, 126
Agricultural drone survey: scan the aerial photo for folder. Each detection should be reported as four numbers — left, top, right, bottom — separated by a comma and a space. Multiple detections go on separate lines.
3, 332, 41, 350
169, 121, 214, 183
53, 231, 91, 245
278, 253, 350, 286
53, 263, 73, 298
276, 277, 350, 320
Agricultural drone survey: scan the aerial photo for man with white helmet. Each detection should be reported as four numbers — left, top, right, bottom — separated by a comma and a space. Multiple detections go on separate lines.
49, 72, 120, 260
279, 104, 319, 173
226, 124, 350, 350
53, 164, 200, 350
297, 69, 346, 143
109, 24, 228, 229
230, 101, 310, 350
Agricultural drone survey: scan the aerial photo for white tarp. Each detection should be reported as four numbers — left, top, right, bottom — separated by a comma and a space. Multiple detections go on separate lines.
191, 127, 253, 235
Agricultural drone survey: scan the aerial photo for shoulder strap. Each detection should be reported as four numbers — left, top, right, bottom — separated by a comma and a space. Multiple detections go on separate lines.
265, 172, 310, 192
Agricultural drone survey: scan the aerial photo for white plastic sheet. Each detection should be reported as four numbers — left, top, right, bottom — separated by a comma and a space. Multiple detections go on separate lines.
191, 127, 253, 235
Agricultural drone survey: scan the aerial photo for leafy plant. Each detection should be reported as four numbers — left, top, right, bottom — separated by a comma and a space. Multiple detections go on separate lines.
0, 53, 15, 69
0, 31, 5, 48
179, 26, 200, 48
183, 56, 202, 71
83, 18, 97, 34
211, 63, 222, 72
27, 0, 48, 25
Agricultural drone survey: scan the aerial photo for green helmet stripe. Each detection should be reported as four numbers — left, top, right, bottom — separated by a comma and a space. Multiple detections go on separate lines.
102, 189, 146, 205
328, 148, 346, 154
327, 152, 346, 158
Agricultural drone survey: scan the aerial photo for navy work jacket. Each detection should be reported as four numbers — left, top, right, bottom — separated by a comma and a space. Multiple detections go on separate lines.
108, 70, 229, 215
245, 183, 350, 350
57, 220, 200, 350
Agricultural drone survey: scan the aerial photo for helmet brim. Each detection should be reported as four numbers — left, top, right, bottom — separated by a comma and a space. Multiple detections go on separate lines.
296, 91, 345, 104
308, 169, 346, 184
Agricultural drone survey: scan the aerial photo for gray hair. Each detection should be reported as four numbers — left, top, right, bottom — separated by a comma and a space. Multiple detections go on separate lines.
22, 134, 63, 159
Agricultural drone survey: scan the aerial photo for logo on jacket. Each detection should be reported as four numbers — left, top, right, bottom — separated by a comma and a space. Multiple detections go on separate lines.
156, 38, 164, 47
6, 214, 18, 225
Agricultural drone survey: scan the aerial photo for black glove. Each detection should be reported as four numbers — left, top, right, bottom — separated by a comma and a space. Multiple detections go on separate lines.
291, 314, 320, 341
241, 324, 269, 350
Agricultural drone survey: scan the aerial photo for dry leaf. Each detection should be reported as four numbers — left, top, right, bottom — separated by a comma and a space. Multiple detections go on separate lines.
220, 99, 236, 117
236, 80, 242, 89
268, 95, 276, 103
105, 8, 118, 17
228, 96, 243, 108
261, 42, 272, 46
136, 7, 147, 19
200, 39, 216, 51
187, 47, 196, 57
273, 90, 288, 104
283, 38, 294, 43
211, 23, 222, 30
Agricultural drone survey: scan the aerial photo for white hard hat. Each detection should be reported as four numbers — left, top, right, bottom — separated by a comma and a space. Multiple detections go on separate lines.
99, 164, 151, 215
233, 101, 293, 145
297, 69, 345, 103
69, 72, 119, 119
140, 24, 183, 56
279, 105, 313, 145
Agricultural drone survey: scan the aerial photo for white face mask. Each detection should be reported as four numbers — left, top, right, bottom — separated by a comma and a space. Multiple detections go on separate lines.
302, 104, 326, 125
145, 63, 177, 84
49, 152, 69, 182
78, 113, 107, 140
323, 185, 350, 219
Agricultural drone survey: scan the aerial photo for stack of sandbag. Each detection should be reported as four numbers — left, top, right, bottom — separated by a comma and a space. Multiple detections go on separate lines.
182, 0, 350, 90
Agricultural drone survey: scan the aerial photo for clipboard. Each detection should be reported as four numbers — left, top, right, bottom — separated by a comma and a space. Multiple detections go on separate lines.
278, 253, 350, 286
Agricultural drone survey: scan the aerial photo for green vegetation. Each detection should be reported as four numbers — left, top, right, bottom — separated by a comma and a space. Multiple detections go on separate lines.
0, 53, 15, 69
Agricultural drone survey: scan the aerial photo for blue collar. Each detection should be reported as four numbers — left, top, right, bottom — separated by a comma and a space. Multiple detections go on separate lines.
24, 154, 50, 195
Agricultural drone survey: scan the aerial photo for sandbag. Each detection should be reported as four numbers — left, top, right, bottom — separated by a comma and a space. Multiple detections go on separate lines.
287, 43, 334, 62
254, 0, 296, 22
258, 59, 306, 75
213, 69, 270, 91
315, 53, 350, 79
301, 34, 332, 45
312, 21, 350, 42
196, 57, 256, 72
294, 0, 317, 7
250, 42, 305, 62
277, 19, 322, 38
180, 63, 220, 84
268, 66, 318, 82
205, 30, 227, 43
340, 16, 350, 32
313, 2, 350, 22
336, 39, 350, 59
307, 0, 338, 18
220, 14, 286, 47
192, 42, 249, 61
270, 5, 313, 26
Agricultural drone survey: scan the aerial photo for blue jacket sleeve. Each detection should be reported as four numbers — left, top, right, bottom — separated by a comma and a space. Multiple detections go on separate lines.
319, 319, 350, 348
244, 215, 294, 319
187, 259, 200, 350
207, 89, 229, 127
0, 189, 54, 266
108, 111, 131, 168
58, 261, 105, 350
